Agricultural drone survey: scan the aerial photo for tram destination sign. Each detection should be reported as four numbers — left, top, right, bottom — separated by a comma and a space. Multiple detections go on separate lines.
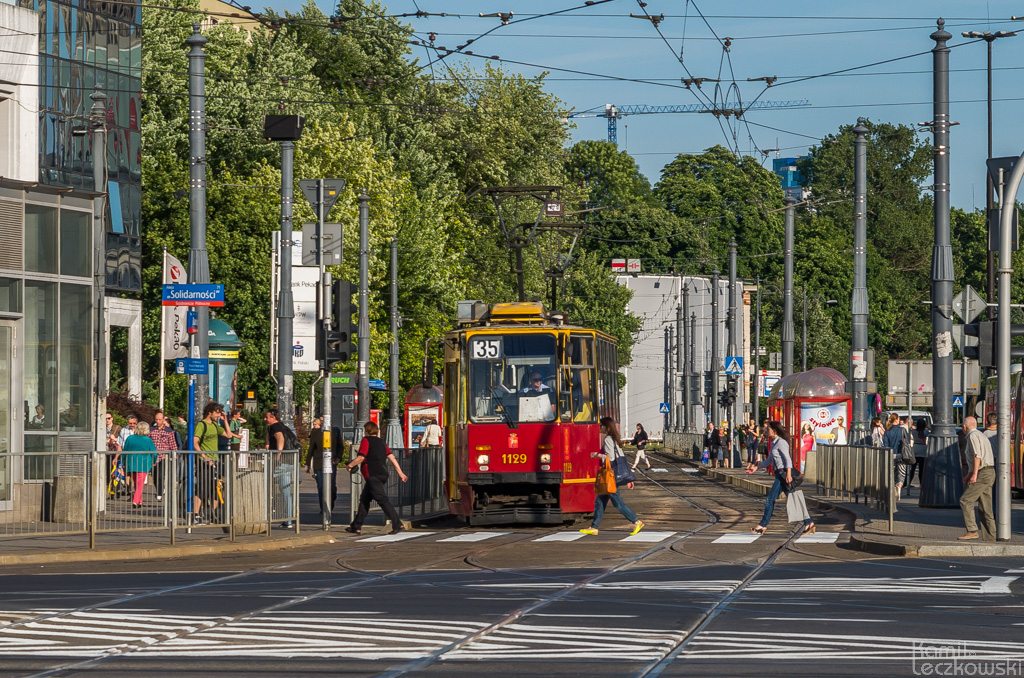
162, 284, 225, 307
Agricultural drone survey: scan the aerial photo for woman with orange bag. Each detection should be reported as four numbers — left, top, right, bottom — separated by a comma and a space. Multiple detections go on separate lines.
580, 417, 644, 537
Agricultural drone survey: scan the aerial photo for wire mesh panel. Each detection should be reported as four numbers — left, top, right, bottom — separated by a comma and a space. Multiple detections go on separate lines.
387, 447, 447, 520
267, 451, 299, 528
0, 452, 90, 537
171, 452, 231, 530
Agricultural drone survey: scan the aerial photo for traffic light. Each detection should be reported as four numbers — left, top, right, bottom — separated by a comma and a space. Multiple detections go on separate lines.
726, 377, 738, 405
319, 279, 355, 365
964, 320, 1024, 369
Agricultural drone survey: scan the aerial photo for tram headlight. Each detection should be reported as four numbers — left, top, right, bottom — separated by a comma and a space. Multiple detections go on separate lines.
476, 454, 490, 465
539, 453, 552, 463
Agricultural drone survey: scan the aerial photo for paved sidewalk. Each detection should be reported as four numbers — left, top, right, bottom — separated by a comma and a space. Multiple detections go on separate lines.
671, 453, 1024, 557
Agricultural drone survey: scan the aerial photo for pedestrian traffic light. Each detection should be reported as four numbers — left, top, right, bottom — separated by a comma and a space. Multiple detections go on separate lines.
964, 319, 1024, 369
319, 279, 355, 365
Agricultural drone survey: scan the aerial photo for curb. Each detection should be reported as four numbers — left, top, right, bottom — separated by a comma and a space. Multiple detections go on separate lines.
849, 534, 1024, 558
0, 532, 340, 567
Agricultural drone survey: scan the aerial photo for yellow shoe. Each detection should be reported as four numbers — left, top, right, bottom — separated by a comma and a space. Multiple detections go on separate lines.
579, 527, 599, 536
630, 520, 645, 536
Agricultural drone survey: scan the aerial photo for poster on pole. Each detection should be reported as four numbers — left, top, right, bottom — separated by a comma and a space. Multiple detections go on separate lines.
161, 252, 189, 359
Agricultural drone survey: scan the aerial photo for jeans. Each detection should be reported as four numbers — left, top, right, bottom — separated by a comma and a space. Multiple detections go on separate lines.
274, 462, 294, 520
313, 470, 338, 515
591, 491, 639, 528
758, 472, 811, 528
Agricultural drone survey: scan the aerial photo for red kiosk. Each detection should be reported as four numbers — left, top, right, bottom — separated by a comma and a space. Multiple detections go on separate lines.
766, 367, 852, 472
404, 384, 443, 448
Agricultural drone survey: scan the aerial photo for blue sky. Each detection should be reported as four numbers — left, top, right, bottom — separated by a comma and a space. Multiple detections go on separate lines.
270, 0, 1024, 210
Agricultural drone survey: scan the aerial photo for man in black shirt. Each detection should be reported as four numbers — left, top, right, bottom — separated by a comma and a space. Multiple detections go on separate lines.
264, 409, 295, 529
344, 421, 408, 535
304, 417, 341, 517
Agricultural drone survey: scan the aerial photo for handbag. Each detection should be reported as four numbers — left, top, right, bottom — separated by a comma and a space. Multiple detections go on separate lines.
899, 429, 916, 464
701, 449, 710, 464
594, 457, 617, 495
786, 490, 811, 523
611, 452, 636, 485
783, 468, 804, 493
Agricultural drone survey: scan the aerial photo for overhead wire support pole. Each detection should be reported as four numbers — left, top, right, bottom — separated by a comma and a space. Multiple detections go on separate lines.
354, 191, 371, 447
782, 197, 796, 377
276, 140, 295, 430
711, 269, 720, 430
90, 87, 107, 453
753, 276, 761, 428
851, 119, 871, 445
386, 239, 403, 449
317, 179, 332, 531
727, 239, 739, 467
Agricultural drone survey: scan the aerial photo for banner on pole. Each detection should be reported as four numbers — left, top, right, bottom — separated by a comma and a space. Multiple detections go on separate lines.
161, 252, 189, 359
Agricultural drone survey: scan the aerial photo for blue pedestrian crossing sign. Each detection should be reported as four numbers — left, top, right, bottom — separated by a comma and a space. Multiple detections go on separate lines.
659, 402, 671, 414
724, 356, 744, 375
953, 395, 964, 408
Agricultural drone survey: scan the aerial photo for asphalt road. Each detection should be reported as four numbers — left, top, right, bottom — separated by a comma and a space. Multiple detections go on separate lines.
1, 461, 1022, 678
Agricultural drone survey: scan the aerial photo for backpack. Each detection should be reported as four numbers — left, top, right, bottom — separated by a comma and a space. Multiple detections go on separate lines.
281, 425, 300, 451
899, 427, 916, 464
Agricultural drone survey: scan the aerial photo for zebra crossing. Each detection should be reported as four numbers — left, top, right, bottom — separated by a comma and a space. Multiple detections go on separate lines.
351, 530, 844, 546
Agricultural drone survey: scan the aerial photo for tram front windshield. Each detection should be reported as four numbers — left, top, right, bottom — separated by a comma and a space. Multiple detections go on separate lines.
468, 334, 557, 424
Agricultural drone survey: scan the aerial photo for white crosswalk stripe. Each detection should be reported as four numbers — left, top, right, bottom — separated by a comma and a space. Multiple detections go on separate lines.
797, 531, 841, 543
621, 531, 676, 543
684, 631, 1024, 660
443, 622, 684, 660
533, 532, 587, 542
358, 532, 435, 543
437, 532, 510, 543
712, 533, 761, 544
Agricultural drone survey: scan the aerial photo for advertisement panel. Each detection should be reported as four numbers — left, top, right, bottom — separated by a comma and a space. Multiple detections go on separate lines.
799, 402, 848, 446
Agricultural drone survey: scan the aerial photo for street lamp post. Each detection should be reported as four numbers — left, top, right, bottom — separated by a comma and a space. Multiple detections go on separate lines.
961, 29, 1016, 315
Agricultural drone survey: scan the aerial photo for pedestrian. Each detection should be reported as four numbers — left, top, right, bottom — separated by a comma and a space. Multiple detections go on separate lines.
752, 420, 813, 535
116, 415, 138, 451
958, 416, 996, 541
304, 417, 340, 517
757, 418, 771, 471
344, 421, 408, 535
883, 413, 908, 500
580, 417, 644, 537
720, 426, 732, 467
798, 421, 816, 475
630, 423, 651, 470
744, 423, 760, 473
192, 402, 227, 524
870, 417, 885, 448
119, 421, 157, 509
264, 408, 297, 529
709, 425, 722, 468
702, 423, 714, 465
905, 418, 929, 490
420, 418, 442, 448
831, 416, 848, 445
150, 410, 181, 502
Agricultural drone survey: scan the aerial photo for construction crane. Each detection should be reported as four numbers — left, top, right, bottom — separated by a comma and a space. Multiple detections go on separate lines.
566, 100, 811, 145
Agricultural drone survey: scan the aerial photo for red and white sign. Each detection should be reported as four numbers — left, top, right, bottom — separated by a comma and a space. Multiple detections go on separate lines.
544, 201, 563, 217
161, 252, 188, 360
611, 259, 626, 272
626, 259, 641, 273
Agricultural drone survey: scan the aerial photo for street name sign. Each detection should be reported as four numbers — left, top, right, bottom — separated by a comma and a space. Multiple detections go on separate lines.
162, 284, 225, 307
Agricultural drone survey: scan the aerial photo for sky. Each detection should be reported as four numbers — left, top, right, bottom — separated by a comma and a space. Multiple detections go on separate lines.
268, 0, 1024, 210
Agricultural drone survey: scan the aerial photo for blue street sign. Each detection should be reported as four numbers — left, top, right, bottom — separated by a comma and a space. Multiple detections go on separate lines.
175, 358, 209, 375
724, 356, 744, 375
659, 402, 671, 414
953, 395, 964, 408
162, 284, 225, 307
368, 378, 387, 391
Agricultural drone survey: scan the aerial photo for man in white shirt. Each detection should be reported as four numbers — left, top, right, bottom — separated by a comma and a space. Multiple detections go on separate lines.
959, 416, 996, 541
115, 415, 138, 451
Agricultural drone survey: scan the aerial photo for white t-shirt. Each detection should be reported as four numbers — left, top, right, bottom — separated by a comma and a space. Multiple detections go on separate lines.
421, 423, 442, 446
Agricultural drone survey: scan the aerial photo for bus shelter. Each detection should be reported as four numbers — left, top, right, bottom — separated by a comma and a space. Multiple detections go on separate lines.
767, 367, 852, 472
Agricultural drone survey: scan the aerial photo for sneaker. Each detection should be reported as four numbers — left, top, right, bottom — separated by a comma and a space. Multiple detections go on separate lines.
155, 495, 163, 501
630, 520, 645, 536
193, 515, 204, 526
579, 527, 599, 536
280, 521, 294, 529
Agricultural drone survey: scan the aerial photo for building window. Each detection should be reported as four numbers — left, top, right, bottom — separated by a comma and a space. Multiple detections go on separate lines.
0, 279, 21, 314
59, 283, 90, 431
25, 205, 57, 274
24, 280, 57, 432
59, 209, 90, 277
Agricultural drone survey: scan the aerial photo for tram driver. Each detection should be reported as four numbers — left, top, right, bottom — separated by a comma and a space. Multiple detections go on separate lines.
520, 370, 553, 395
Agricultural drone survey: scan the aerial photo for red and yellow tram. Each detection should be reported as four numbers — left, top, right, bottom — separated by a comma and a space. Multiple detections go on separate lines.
440, 302, 620, 524
982, 371, 1024, 496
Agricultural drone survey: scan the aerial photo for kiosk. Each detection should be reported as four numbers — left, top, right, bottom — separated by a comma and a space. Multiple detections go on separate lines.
207, 318, 244, 411
767, 367, 852, 473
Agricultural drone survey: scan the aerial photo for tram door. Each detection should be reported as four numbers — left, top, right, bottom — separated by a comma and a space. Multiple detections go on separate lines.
0, 323, 12, 510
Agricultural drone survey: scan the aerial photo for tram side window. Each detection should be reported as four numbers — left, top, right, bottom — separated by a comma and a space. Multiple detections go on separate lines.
569, 335, 596, 423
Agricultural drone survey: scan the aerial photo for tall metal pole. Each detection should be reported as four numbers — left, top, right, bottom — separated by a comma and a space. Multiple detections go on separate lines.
802, 283, 808, 372
674, 304, 682, 432
681, 285, 689, 433
689, 312, 697, 431
727, 239, 739, 465
851, 118, 871, 445
354, 191, 371, 444
386, 239, 403, 448
987, 39, 996, 314
753, 276, 761, 429
317, 180, 332, 530
90, 87, 108, 452
186, 24, 210, 419
663, 326, 671, 435
782, 197, 796, 377
275, 140, 295, 429
920, 18, 961, 508
711, 270, 720, 429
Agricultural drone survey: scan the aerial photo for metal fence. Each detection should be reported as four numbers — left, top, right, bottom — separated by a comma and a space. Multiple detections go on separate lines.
347, 446, 448, 525
0, 450, 301, 547
815, 444, 894, 533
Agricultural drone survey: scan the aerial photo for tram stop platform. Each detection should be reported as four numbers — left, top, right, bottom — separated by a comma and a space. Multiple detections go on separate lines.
665, 451, 1024, 558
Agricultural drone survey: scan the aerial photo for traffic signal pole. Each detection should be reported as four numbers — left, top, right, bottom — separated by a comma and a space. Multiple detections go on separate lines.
317, 180, 332, 530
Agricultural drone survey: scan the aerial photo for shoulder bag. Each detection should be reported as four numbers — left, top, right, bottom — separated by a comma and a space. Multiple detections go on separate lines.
595, 456, 617, 495
610, 444, 637, 485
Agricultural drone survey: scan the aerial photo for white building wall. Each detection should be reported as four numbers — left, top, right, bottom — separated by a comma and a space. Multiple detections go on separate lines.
0, 3, 38, 183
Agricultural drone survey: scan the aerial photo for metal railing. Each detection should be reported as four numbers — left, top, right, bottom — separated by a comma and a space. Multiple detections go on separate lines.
815, 444, 894, 533
0, 450, 301, 547
347, 446, 449, 525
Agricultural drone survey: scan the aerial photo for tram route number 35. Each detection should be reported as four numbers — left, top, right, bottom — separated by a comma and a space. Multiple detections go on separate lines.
471, 338, 503, 360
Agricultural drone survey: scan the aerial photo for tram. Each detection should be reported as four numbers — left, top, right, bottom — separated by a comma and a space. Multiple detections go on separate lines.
440, 301, 620, 525
981, 368, 1024, 496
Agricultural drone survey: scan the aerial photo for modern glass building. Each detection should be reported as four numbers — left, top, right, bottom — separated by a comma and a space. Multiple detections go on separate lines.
0, 0, 141, 509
